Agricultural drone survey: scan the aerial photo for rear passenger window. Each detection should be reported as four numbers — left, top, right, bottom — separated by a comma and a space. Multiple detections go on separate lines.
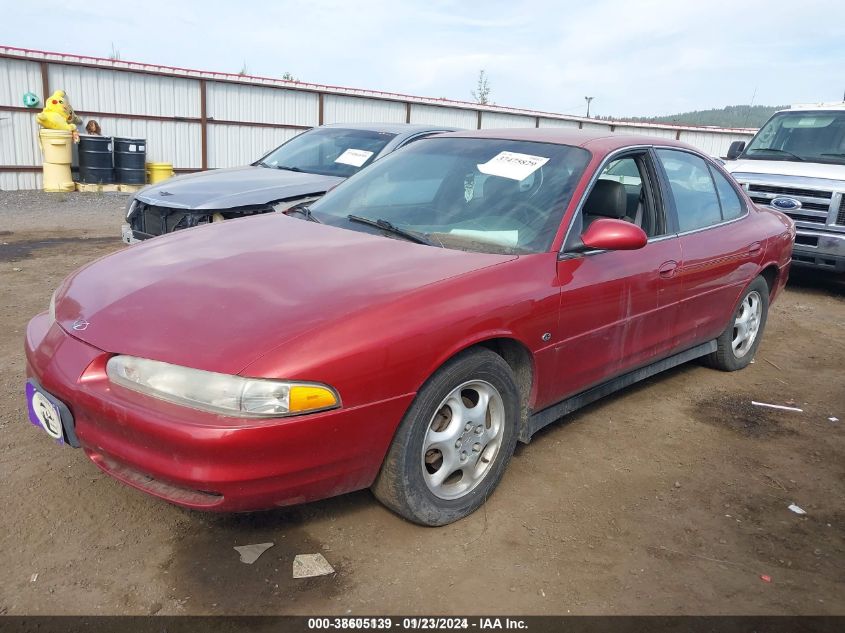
656, 149, 722, 232
710, 166, 744, 220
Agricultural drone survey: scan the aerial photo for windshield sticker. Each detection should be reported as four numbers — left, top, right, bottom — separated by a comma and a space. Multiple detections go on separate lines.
464, 174, 475, 202
335, 148, 374, 167
477, 151, 549, 181
449, 229, 518, 247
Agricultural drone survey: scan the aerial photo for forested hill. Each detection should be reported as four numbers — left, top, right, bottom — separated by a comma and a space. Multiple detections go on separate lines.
610, 105, 787, 128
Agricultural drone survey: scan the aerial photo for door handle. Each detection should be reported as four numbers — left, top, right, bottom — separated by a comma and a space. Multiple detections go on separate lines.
658, 260, 678, 278
748, 241, 763, 256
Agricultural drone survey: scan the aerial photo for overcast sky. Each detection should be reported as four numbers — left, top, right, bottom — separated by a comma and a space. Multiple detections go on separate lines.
3, 0, 843, 118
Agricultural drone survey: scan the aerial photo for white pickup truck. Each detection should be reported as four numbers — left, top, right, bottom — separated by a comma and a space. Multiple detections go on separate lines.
724, 103, 845, 273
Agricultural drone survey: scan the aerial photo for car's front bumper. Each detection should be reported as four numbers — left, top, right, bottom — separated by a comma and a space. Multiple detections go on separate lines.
24, 313, 411, 511
121, 223, 141, 244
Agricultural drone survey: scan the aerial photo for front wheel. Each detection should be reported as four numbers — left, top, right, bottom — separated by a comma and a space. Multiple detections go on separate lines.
704, 275, 770, 371
372, 349, 520, 526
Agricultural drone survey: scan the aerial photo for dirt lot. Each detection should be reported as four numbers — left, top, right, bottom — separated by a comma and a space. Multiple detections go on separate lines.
0, 191, 843, 616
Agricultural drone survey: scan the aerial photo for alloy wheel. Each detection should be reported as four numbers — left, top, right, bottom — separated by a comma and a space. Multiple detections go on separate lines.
421, 380, 505, 500
732, 290, 762, 358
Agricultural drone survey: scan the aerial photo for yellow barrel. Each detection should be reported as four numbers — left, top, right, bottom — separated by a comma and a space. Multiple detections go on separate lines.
146, 162, 174, 184
42, 161, 75, 192
38, 129, 73, 164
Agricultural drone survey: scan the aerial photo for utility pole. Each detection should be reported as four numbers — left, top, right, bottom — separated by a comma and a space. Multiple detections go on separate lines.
585, 96, 594, 118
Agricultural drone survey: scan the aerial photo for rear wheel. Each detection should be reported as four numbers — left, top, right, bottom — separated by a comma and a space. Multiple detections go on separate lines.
704, 276, 769, 371
372, 349, 519, 526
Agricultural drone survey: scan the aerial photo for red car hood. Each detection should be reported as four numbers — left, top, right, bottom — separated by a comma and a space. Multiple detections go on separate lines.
55, 214, 514, 375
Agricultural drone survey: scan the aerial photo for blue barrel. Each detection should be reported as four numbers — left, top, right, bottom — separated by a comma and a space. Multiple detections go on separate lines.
114, 137, 147, 184
78, 135, 114, 184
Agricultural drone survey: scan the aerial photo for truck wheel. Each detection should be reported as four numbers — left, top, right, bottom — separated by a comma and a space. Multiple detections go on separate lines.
704, 276, 769, 371
372, 349, 520, 526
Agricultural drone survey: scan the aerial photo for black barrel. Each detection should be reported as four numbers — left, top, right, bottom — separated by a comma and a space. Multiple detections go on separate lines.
114, 137, 147, 184
78, 135, 114, 184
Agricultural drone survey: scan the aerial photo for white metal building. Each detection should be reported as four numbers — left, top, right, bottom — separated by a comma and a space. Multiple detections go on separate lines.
0, 46, 758, 191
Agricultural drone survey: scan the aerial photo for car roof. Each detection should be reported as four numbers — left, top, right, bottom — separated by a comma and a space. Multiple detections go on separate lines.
433, 127, 698, 153
321, 122, 459, 137
782, 102, 845, 113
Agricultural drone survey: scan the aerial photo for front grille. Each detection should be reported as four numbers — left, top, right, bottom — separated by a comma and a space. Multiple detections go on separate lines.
787, 212, 827, 224
793, 201, 830, 212
747, 184, 832, 199
747, 192, 829, 212
748, 197, 828, 223
746, 181, 838, 220
130, 202, 274, 237
838, 197, 845, 226
130, 203, 195, 236
794, 234, 819, 246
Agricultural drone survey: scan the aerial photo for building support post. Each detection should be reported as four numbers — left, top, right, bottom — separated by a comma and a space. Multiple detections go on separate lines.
199, 79, 208, 170
40, 61, 49, 101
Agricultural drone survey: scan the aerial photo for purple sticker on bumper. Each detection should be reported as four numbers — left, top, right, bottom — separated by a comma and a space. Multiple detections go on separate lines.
26, 381, 65, 444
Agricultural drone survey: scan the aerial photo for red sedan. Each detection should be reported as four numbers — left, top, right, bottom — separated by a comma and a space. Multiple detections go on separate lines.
24, 129, 794, 525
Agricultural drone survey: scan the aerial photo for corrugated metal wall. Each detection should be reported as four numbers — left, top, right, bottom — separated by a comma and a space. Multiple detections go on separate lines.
208, 125, 300, 168
481, 112, 535, 128
323, 95, 406, 124
0, 110, 41, 190
0, 58, 43, 190
0, 57, 41, 107
206, 82, 317, 126
49, 65, 201, 117
676, 130, 738, 159
410, 104, 477, 128
0, 48, 758, 190
538, 117, 581, 129
579, 120, 613, 133
613, 124, 678, 139
91, 117, 202, 167
204, 82, 314, 168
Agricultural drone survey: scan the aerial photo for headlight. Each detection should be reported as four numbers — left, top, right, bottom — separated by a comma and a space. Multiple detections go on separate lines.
106, 355, 340, 418
125, 197, 138, 221
49, 290, 57, 324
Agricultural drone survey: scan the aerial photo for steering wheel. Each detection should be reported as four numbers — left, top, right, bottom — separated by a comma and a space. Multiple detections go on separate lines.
511, 201, 548, 229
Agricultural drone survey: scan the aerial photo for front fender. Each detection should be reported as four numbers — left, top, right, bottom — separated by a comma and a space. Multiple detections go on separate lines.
242, 254, 559, 412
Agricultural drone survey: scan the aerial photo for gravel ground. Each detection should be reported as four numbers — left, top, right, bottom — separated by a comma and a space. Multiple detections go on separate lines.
0, 190, 131, 234
0, 190, 843, 616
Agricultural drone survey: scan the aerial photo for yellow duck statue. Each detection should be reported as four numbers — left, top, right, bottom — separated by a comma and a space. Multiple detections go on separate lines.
36, 90, 81, 142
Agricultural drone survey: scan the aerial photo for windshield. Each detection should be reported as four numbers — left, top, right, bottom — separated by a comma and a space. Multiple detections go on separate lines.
309, 137, 591, 254
257, 127, 397, 177
743, 110, 845, 165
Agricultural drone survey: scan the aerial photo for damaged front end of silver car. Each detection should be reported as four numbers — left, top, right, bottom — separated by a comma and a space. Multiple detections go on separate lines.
121, 196, 323, 244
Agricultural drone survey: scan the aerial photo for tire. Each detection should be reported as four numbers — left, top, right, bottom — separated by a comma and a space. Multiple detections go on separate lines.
372, 348, 520, 526
703, 275, 769, 371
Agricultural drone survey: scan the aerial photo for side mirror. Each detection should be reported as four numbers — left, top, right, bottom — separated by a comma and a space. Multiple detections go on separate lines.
726, 141, 745, 161
580, 218, 647, 251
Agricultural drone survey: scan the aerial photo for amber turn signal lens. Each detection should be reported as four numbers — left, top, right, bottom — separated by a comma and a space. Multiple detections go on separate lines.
289, 385, 339, 413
